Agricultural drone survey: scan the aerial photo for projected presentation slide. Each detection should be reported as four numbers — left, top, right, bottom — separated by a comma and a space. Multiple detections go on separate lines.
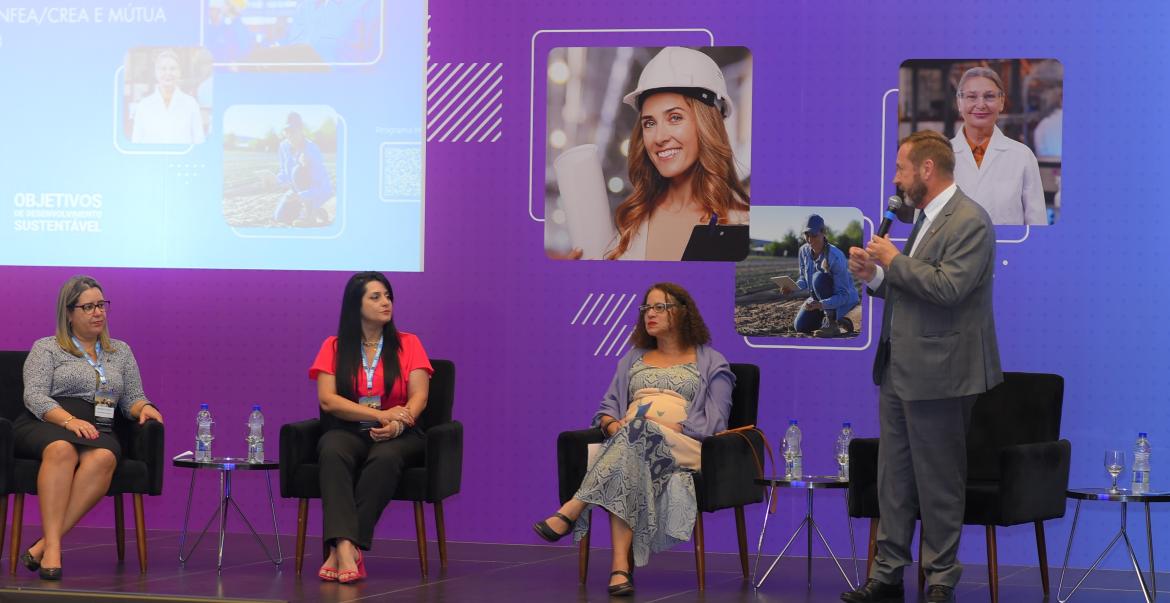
0, 1, 425, 271
543, 46, 753, 262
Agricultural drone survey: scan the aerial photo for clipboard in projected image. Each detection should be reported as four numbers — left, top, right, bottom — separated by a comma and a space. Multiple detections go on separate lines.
680, 224, 749, 261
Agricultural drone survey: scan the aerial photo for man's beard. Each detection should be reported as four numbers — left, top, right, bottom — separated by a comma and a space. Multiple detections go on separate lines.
902, 177, 928, 208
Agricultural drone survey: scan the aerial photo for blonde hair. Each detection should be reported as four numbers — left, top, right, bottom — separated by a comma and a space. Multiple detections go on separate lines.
607, 95, 749, 259
55, 275, 114, 357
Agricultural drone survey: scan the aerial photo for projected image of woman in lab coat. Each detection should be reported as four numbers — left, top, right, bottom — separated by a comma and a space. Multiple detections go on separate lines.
130, 49, 206, 145
950, 67, 1045, 225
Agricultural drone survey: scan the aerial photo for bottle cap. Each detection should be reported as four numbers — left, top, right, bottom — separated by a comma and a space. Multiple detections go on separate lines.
200, 403, 209, 409
789, 419, 797, 425
253, 405, 261, 411
843, 422, 852, 428
1139, 432, 1148, 438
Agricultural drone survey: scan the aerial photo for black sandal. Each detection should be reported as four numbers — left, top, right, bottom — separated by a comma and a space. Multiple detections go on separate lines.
532, 512, 574, 542
608, 570, 634, 597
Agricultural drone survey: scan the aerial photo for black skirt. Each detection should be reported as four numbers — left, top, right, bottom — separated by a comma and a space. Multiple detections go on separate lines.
13, 396, 122, 461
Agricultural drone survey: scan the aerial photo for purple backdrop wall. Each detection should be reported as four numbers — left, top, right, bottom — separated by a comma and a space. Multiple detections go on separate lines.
2, 0, 1168, 575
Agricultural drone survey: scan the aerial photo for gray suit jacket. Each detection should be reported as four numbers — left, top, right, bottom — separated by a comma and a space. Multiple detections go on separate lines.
871, 187, 1003, 401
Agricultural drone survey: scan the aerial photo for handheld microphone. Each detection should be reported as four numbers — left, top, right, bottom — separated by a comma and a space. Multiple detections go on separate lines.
877, 195, 903, 237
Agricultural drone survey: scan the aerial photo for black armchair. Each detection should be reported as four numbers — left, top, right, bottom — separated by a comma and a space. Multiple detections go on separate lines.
0, 350, 165, 575
280, 359, 461, 577
848, 372, 1070, 603
556, 363, 765, 590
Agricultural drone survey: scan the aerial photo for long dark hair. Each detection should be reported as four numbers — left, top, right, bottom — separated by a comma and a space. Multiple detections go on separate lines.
334, 272, 401, 401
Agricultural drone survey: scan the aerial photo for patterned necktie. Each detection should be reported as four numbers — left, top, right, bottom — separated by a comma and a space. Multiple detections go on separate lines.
902, 211, 927, 256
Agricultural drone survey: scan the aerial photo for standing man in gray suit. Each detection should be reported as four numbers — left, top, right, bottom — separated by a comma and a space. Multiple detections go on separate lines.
842, 130, 1002, 603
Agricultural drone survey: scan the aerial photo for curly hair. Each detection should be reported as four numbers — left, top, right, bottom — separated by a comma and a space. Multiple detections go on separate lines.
629, 282, 711, 349
606, 95, 750, 259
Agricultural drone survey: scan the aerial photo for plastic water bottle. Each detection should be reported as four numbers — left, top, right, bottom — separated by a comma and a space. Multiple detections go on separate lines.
195, 404, 214, 462
782, 420, 803, 479
246, 405, 265, 463
836, 422, 854, 481
1132, 432, 1151, 494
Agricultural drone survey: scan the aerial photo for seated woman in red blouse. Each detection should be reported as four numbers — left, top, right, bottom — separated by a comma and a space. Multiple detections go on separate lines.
308, 271, 433, 584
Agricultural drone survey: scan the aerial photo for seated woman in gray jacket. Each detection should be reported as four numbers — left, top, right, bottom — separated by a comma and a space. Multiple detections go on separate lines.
533, 282, 734, 597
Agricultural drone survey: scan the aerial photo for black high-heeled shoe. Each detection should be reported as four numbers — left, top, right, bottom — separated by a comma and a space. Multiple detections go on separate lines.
38, 566, 62, 580
20, 540, 42, 572
532, 512, 574, 542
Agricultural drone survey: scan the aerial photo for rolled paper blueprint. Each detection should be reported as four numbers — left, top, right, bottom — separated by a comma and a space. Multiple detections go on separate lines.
554, 144, 617, 259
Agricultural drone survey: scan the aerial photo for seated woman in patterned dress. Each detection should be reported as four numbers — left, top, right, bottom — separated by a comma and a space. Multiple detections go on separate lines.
533, 282, 735, 597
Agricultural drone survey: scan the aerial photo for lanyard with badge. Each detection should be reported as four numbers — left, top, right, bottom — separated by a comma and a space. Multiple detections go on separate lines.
74, 337, 116, 432
357, 336, 383, 430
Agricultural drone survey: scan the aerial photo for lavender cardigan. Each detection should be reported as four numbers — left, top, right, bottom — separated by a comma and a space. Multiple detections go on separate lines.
592, 345, 736, 441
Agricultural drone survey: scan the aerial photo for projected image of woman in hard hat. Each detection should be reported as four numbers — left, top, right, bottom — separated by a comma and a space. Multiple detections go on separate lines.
605, 47, 749, 260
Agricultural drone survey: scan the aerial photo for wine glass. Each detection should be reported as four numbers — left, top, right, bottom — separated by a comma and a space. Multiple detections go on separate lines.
1105, 450, 1125, 494
835, 440, 850, 481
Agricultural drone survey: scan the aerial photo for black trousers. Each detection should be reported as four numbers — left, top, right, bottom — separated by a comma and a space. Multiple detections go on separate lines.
317, 427, 424, 550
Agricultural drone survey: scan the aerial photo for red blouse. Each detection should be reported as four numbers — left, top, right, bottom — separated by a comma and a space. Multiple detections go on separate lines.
309, 332, 432, 408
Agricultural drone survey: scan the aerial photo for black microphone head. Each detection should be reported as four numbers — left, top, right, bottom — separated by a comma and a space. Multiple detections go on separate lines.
886, 195, 903, 212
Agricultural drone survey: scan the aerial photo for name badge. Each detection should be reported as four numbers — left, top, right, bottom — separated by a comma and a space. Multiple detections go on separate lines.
94, 387, 116, 432
358, 395, 381, 431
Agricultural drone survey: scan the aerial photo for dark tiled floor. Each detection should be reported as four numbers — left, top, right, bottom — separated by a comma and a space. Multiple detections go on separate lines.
0, 527, 1164, 602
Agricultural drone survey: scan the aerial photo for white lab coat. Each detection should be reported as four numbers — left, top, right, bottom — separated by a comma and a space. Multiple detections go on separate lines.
130, 88, 206, 144
951, 125, 1046, 226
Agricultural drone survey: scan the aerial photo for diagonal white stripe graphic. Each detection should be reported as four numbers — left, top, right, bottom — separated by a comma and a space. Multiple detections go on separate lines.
451, 85, 502, 143
490, 131, 502, 143
426, 62, 455, 95
428, 62, 477, 113
464, 104, 501, 142
601, 294, 628, 326
434, 67, 502, 141
571, 293, 595, 325
580, 292, 605, 324
606, 324, 631, 356
428, 62, 492, 129
595, 319, 623, 356
591, 294, 616, 326
430, 64, 498, 139
428, 62, 467, 105
477, 116, 502, 142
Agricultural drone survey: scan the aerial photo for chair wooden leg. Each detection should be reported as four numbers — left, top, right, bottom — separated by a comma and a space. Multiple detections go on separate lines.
9, 493, 24, 576
577, 510, 590, 585
434, 501, 448, 569
734, 505, 749, 579
986, 525, 999, 603
693, 512, 706, 591
0, 494, 7, 570
295, 498, 308, 576
133, 493, 147, 573
413, 501, 428, 578
917, 527, 925, 592
113, 494, 125, 561
1035, 521, 1050, 596
866, 519, 877, 579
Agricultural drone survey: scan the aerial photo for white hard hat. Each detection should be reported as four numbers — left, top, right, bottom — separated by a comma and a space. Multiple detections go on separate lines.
622, 47, 733, 118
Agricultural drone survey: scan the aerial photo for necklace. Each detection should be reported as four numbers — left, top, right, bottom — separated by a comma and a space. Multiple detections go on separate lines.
362, 340, 380, 348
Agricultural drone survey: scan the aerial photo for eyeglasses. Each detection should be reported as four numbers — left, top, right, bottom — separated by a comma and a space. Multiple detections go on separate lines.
70, 301, 111, 314
639, 302, 677, 314
957, 92, 1003, 104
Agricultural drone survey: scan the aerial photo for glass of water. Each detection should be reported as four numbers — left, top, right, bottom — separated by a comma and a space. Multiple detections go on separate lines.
1105, 450, 1125, 494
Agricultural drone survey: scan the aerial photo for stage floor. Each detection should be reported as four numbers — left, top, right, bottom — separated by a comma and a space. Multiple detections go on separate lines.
0, 527, 1163, 602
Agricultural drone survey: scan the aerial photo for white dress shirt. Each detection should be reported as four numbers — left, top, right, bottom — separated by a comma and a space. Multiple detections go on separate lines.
866, 182, 957, 290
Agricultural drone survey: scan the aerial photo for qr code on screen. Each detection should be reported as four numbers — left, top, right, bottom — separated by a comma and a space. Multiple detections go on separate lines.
380, 143, 422, 201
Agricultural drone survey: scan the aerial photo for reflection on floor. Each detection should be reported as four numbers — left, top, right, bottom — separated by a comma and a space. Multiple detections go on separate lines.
0, 527, 1163, 602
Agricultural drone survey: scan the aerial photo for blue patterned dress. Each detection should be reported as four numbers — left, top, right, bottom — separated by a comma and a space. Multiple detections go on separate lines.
572, 359, 701, 566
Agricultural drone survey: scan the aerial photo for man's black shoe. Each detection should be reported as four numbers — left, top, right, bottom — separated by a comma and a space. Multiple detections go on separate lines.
926, 584, 955, 602
841, 578, 904, 602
